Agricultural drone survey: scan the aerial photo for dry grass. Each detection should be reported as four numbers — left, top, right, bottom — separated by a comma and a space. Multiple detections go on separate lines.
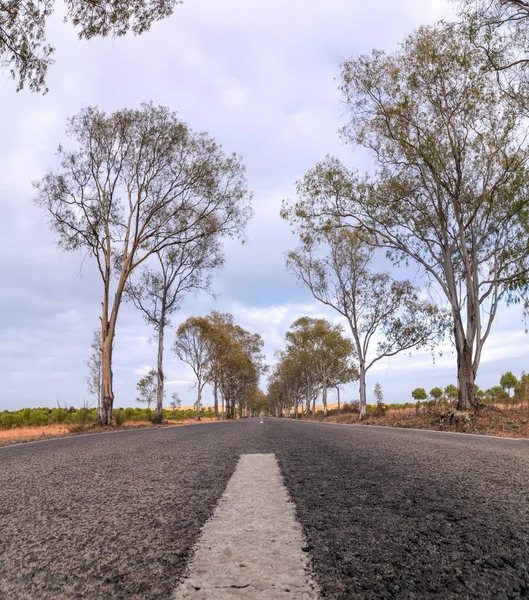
313, 404, 529, 438
0, 417, 218, 447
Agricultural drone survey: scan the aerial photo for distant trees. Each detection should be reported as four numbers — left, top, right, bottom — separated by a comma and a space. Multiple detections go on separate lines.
173, 312, 266, 420
445, 385, 459, 403
36, 104, 251, 425
1, 0, 184, 92
283, 25, 529, 412
430, 387, 443, 402
284, 225, 447, 420
500, 371, 518, 397
269, 317, 356, 417
373, 382, 383, 404
412, 388, 427, 402
136, 369, 158, 409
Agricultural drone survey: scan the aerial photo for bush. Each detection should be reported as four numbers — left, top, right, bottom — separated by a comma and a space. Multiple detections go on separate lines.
0, 412, 14, 429
113, 408, 126, 426
29, 410, 49, 426
149, 411, 163, 424
51, 408, 69, 424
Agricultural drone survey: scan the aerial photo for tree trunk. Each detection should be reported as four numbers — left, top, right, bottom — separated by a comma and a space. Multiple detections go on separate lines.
322, 379, 328, 417
457, 343, 476, 411
305, 384, 311, 416
359, 365, 367, 421
156, 319, 165, 421
294, 397, 299, 419
99, 332, 114, 425
336, 386, 341, 415
196, 379, 202, 421
221, 393, 225, 419
214, 379, 219, 420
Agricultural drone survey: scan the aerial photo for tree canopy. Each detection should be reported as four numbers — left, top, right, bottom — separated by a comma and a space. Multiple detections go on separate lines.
282, 25, 529, 411
1, 0, 183, 92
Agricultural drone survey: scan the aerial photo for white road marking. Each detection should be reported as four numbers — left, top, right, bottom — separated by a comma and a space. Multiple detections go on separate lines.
173, 453, 319, 599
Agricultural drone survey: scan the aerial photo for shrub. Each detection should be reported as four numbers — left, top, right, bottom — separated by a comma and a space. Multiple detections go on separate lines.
113, 408, 126, 426
149, 411, 163, 424
29, 410, 49, 427
51, 408, 69, 424
0, 412, 14, 429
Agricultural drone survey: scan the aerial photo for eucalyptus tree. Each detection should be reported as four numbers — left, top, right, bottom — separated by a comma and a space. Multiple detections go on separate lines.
125, 231, 223, 422
136, 368, 157, 409
282, 25, 529, 411
1, 0, 183, 92
456, 0, 529, 71
35, 104, 251, 424
285, 317, 355, 417
173, 317, 211, 421
286, 230, 447, 419
217, 323, 265, 420
85, 330, 102, 412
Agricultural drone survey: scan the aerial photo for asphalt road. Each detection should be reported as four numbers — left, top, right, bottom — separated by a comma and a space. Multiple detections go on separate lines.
1, 420, 529, 599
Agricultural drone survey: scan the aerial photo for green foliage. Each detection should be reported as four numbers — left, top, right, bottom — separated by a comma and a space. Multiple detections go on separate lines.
373, 382, 383, 404
444, 385, 458, 401
0, 0, 184, 93
411, 388, 427, 401
500, 371, 518, 396
430, 387, 443, 400
113, 408, 126, 426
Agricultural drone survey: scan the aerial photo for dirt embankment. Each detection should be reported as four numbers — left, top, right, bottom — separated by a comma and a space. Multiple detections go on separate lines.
309, 404, 529, 438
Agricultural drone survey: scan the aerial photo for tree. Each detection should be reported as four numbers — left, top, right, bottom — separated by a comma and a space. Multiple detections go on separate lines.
487, 385, 507, 403
373, 382, 383, 404
283, 25, 529, 412
35, 104, 251, 425
445, 384, 459, 403
284, 317, 355, 417
125, 232, 223, 423
430, 387, 443, 403
173, 317, 211, 421
85, 330, 102, 412
170, 392, 181, 415
456, 1, 529, 73
0, 0, 183, 93
285, 226, 448, 421
411, 388, 427, 401
136, 368, 157, 409
500, 371, 518, 397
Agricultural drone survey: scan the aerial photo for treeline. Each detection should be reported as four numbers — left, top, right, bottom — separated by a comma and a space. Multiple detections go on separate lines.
173, 311, 267, 420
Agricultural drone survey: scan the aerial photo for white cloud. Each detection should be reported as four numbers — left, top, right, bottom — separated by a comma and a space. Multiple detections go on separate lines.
3, 0, 519, 412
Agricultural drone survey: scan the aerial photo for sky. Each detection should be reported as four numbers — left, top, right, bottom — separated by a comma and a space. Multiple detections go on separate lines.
1, 0, 528, 411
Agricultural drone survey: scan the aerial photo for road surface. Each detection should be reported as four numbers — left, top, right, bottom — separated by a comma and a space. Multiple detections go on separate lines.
1, 419, 529, 599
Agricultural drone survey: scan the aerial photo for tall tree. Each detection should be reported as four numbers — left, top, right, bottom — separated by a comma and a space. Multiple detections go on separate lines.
286, 230, 448, 419
125, 233, 223, 422
35, 104, 252, 425
173, 317, 211, 421
1, 0, 183, 92
283, 25, 529, 411
85, 329, 102, 412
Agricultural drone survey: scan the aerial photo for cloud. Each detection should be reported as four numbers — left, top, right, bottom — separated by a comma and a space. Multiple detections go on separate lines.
10, 0, 526, 414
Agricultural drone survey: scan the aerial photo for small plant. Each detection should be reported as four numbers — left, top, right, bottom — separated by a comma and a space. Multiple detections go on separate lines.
113, 408, 126, 426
